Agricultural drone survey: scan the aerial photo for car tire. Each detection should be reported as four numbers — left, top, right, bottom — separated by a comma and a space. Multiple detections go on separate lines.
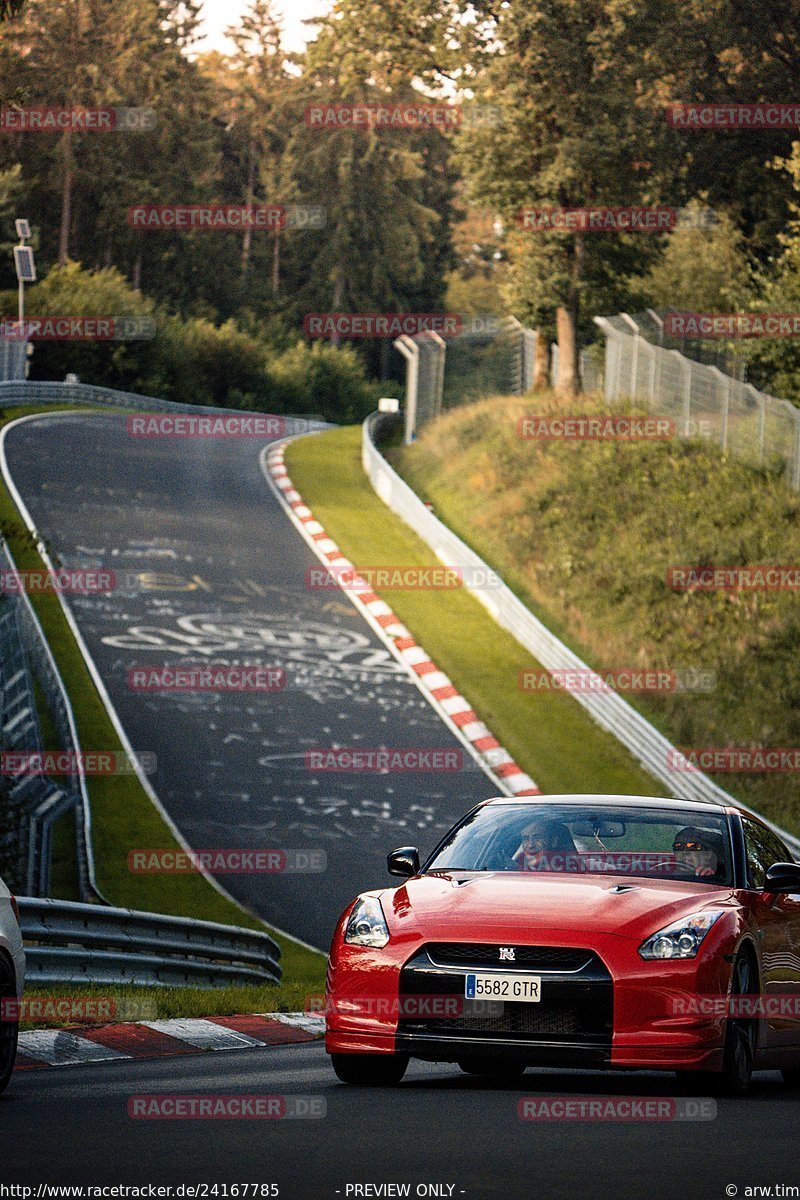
458, 1057, 527, 1080
781, 1069, 800, 1088
330, 1052, 409, 1086
0, 956, 18, 1097
695, 951, 757, 1097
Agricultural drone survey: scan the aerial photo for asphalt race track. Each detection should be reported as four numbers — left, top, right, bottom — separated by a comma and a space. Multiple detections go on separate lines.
4, 413, 799, 1198
4, 412, 494, 947
2, 1044, 797, 1195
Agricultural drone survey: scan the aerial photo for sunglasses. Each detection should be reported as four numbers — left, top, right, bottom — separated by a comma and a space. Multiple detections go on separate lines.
673, 839, 706, 852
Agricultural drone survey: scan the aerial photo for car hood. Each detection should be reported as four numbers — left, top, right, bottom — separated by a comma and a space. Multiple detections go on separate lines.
380, 871, 734, 942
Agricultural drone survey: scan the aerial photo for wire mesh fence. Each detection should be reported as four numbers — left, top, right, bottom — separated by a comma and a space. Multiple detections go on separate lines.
596, 314, 800, 489
396, 317, 537, 442
387, 305, 799, 485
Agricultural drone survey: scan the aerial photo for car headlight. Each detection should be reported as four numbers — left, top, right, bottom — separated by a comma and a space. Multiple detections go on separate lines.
344, 896, 390, 948
639, 910, 724, 960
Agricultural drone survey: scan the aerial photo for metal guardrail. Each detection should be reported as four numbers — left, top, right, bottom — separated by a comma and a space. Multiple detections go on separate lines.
363, 411, 800, 858
0, 536, 102, 901
18, 897, 282, 988
0, 385, 328, 900
0, 338, 29, 383
0, 379, 325, 428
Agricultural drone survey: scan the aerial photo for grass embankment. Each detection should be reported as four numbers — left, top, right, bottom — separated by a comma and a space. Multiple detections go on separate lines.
285, 427, 661, 801
386, 391, 800, 836
0, 406, 325, 1024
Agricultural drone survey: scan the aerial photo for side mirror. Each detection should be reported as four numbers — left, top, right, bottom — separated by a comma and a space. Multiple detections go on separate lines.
387, 846, 420, 878
765, 862, 800, 893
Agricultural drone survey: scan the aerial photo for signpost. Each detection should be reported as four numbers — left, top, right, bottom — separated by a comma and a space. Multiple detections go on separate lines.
13, 218, 35, 329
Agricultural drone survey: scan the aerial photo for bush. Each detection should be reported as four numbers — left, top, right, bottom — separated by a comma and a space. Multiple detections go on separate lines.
2, 263, 383, 422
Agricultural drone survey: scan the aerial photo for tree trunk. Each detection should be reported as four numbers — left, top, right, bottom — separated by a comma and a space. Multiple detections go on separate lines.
271, 228, 280, 295
380, 337, 390, 381
556, 307, 578, 395
533, 331, 550, 390
330, 272, 344, 346
556, 232, 584, 396
241, 141, 256, 277
57, 127, 74, 265
132, 249, 142, 291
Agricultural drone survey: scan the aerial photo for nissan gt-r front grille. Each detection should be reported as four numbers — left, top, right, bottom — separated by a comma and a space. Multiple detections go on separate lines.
397, 944, 613, 1050
424, 943, 593, 972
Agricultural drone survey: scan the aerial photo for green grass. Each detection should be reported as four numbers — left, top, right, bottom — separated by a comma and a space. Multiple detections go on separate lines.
0, 405, 326, 1015
285, 426, 662, 799
18, 980, 324, 1031
387, 392, 800, 836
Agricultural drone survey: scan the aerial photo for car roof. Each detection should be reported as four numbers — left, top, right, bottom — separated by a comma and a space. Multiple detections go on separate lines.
481, 793, 735, 817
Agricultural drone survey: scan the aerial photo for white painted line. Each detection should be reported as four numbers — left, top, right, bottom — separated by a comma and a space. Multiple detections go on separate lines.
260, 442, 526, 797
422, 671, 452, 692
18, 1030, 130, 1066
363, 600, 393, 617
0, 412, 327, 958
4, 705, 32, 733
398, 645, 431, 667
262, 1013, 325, 1035
142, 1018, 266, 1051
440, 695, 474, 717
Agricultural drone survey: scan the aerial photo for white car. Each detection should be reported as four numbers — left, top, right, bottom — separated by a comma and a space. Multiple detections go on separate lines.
0, 874, 24, 1094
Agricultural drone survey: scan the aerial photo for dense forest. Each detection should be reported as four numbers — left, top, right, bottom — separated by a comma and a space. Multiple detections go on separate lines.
2, 0, 800, 413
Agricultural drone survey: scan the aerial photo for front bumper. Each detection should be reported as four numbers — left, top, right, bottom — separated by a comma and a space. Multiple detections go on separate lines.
326, 932, 731, 1072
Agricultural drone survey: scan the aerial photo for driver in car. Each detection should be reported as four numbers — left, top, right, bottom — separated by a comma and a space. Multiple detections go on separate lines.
672, 826, 722, 878
517, 819, 577, 871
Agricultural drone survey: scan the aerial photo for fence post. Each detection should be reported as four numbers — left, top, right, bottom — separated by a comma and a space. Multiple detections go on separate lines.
709, 366, 730, 453
620, 314, 640, 400
682, 358, 693, 436
757, 396, 766, 465
592, 316, 616, 404
394, 335, 419, 444
522, 329, 537, 392
428, 331, 446, 417
647, 342, 659, 410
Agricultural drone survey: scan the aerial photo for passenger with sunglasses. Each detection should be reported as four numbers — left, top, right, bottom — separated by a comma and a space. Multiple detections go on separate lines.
672, 826, 722, 878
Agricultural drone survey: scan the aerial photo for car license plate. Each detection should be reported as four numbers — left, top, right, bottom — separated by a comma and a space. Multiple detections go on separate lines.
464, 973, 541, 1002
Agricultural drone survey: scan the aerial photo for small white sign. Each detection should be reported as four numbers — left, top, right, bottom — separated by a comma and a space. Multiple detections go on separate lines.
13, 245, 36, 283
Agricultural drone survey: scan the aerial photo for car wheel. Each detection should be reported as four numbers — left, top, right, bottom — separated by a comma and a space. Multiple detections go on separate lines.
458, 1057, 527, 1080
330, 1052, 409, 1086
0, 956, 18, 1097
698, 951, 757, 1097
780, 1069, 800, 1088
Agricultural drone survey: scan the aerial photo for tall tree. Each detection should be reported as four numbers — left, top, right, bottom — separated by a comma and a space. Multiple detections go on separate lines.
458, 0, 669, 393
285, 1, 458, 372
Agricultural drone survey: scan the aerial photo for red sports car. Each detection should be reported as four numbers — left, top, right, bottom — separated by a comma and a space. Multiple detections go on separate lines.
326, 794, 800, 1094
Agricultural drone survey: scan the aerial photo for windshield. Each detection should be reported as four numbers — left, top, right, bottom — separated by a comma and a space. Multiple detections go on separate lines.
426, 804, 733, 886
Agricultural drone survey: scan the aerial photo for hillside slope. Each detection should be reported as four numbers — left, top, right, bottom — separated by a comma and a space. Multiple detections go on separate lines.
390, 393, 800, 834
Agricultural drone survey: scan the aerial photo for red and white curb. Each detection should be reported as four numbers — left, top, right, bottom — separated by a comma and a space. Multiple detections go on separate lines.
263, 442, 539, 797
15, 1012, 324, 1070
